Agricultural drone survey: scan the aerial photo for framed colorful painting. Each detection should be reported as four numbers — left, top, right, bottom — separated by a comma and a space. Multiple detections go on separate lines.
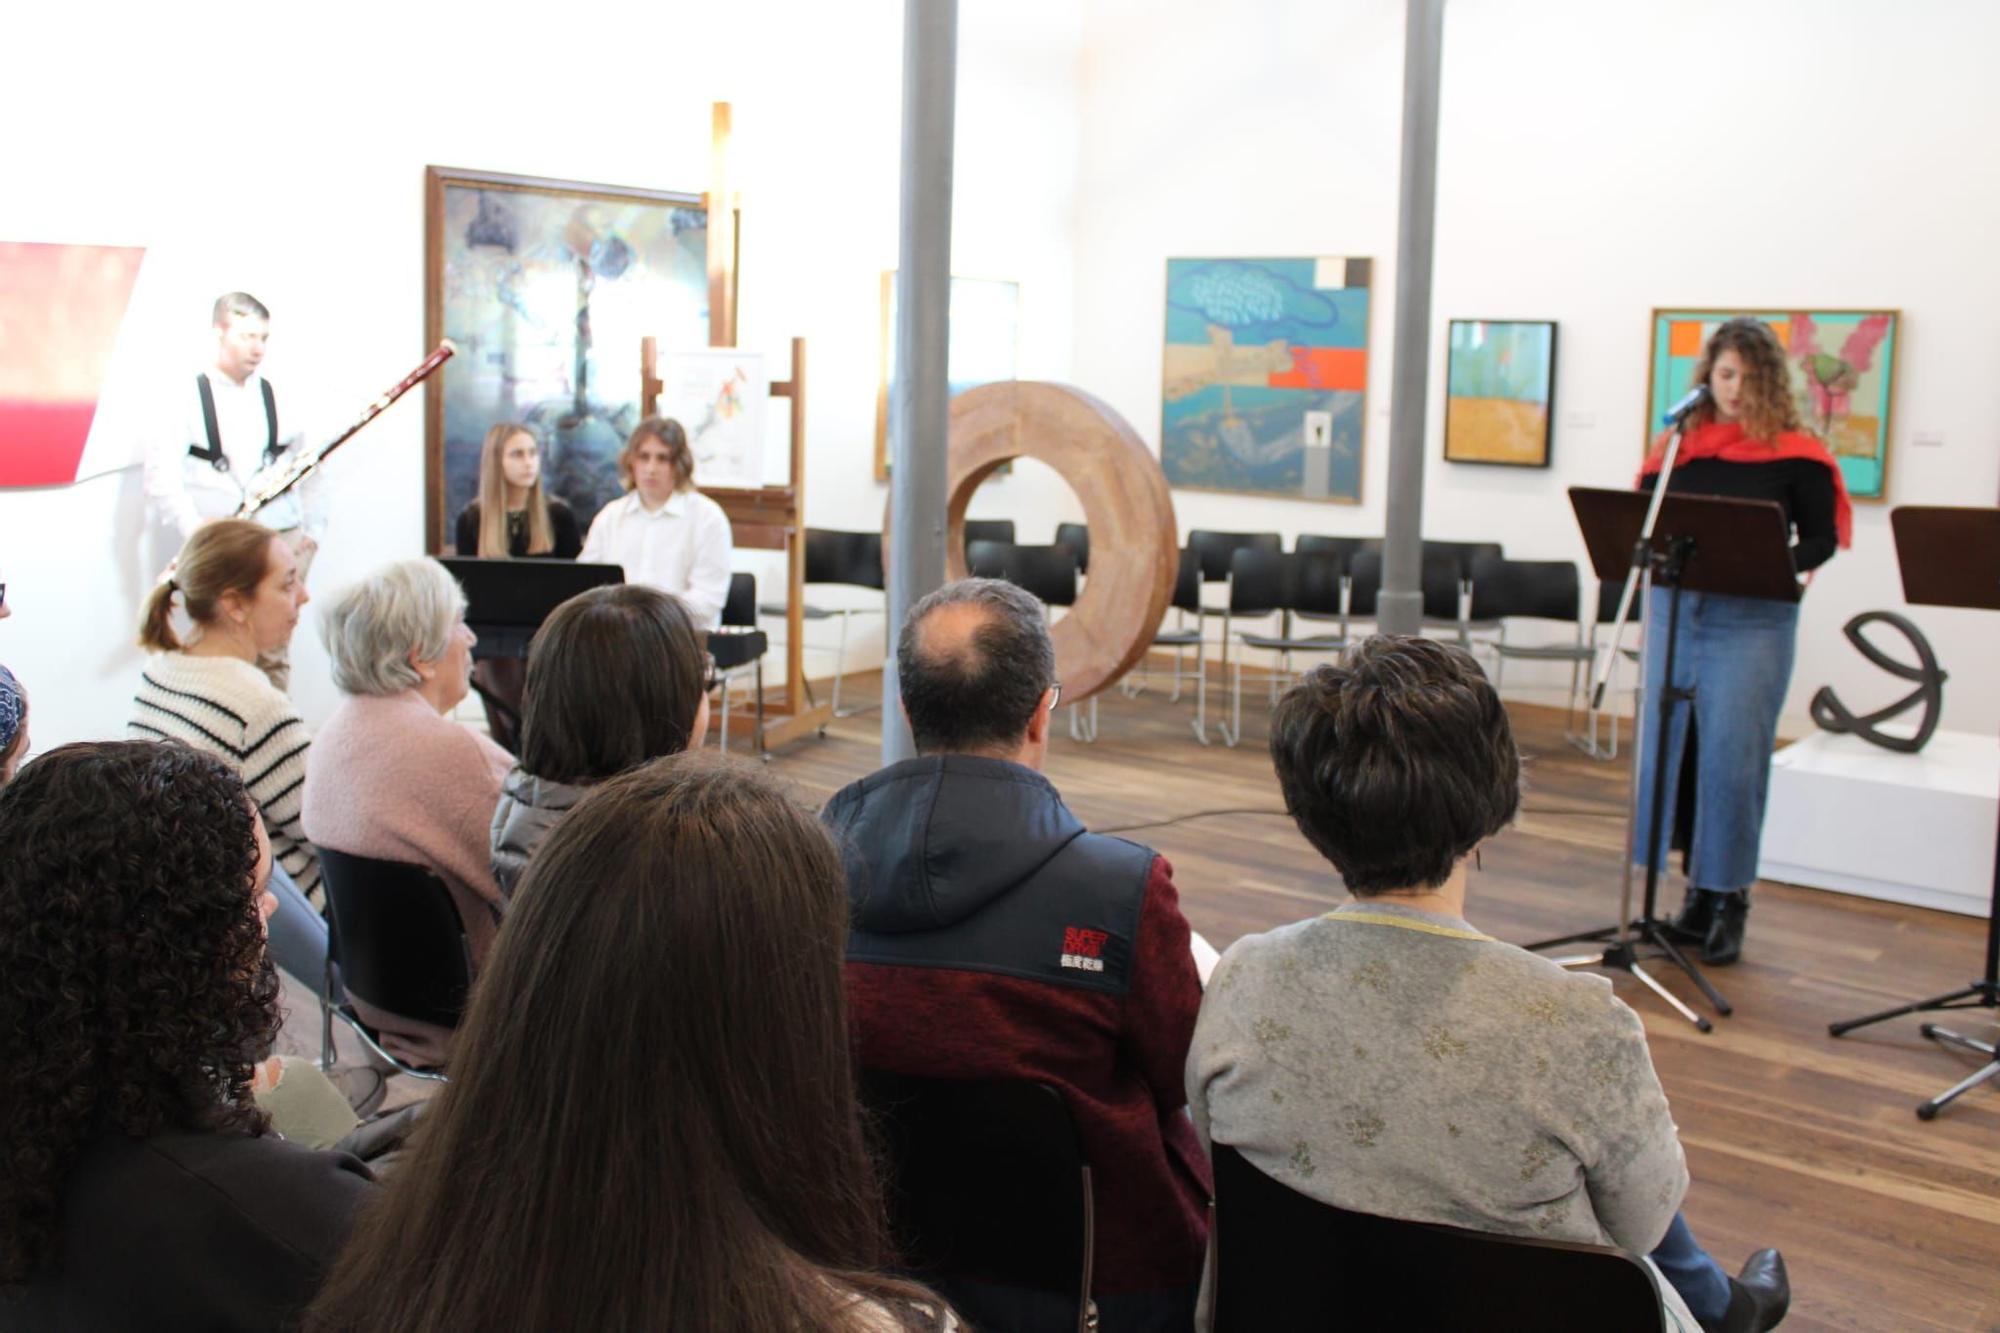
1646, 308, 1900, 501
1160, 257, 1370, 503
874, 272, 1020, 482
423, 167, 727, 553
1443, 319, 1556, 468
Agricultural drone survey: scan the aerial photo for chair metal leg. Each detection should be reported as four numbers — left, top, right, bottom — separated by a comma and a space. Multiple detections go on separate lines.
1191, 623, 1212, 745
1221, 636, 1242, 748
754, 658, 767, 757
718, 682, 732, 754
830, 609, 850, 717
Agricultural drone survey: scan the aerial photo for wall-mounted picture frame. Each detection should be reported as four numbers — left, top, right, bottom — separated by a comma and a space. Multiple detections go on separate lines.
1442, 319, 1557, 468
1646, 307, 1899, 501
1160, 256, 1370, 503
423, 166, 736, 552
874, 272, 1021, 482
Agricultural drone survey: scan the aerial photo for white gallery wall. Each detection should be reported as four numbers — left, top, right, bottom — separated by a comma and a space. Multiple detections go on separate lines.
0, 0, 1083, 752
5, 0, 1998, 753
1074, 0, 2000, 733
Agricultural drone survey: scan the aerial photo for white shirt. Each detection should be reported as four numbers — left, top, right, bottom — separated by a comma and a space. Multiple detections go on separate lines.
143, 369, 325, 539
579, 488, 734, 630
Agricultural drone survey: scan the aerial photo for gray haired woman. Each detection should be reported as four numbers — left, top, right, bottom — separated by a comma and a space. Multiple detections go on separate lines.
301, 558, 512, 1069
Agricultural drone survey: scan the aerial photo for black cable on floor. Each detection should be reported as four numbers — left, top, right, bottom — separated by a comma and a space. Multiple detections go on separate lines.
1096, 805, 1623, 835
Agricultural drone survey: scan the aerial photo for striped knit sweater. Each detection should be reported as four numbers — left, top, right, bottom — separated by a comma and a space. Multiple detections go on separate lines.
129, 653, 321, 902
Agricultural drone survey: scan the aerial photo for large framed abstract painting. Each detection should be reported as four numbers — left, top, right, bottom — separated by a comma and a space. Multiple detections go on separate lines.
1647, 308, 1900, 501
1161, 257, 1371, 503
424, 167, 721, 552
1443, 319, 1556, 468
874, 272, 1020, 482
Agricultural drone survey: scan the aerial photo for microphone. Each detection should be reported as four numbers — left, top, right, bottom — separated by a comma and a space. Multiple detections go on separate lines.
1660, 382, 1710, 426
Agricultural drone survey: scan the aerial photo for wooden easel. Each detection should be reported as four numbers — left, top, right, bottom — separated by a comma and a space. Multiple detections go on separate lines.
640, 338, 829, 751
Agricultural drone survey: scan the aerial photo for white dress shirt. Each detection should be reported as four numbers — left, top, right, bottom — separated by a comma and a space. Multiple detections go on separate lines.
579, 488, 734, 629
143, 369, 325, 539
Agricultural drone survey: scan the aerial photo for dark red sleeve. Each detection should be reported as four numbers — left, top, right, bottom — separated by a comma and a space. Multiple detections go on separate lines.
1121, 855, 1204, 1115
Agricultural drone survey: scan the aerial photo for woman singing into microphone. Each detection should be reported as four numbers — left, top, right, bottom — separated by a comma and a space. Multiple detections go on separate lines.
1637, 317, 1852, 967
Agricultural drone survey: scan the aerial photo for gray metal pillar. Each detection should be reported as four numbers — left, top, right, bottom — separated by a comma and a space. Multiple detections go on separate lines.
883, 0, 958, 764
1377, 0, 1446, 636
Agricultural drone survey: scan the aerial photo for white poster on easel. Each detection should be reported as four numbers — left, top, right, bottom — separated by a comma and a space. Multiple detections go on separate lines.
654, 348, 767, 489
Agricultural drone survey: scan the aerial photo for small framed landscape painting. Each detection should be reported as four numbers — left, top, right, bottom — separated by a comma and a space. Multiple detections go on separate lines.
1647, 308, 1899, 501
1443, 319, 1556, 468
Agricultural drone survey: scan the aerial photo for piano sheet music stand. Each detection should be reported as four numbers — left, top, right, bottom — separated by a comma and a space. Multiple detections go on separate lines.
1828, 506, 2000, 1120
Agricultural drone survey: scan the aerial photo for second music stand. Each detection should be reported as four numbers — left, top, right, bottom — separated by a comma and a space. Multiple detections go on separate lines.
1532, 487, 1797, 1031
1828, 506, 2000, 1119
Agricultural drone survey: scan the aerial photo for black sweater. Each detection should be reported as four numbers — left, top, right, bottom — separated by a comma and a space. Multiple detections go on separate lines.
1641, 457, 1840, 573
454, 498, 582, 559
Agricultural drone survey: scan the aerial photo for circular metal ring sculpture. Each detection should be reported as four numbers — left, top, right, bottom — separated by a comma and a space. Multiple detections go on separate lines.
886, 382, 1179, 703
1809, 610, 1948, 754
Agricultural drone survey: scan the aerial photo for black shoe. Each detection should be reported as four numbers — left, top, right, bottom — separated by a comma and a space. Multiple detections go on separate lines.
1703, 892, 1750, 967
1667, 888, 1719, 944
1704, 1248, 1790, 1332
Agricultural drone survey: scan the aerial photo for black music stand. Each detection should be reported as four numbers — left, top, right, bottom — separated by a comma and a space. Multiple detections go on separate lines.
1828, 506, 2000, 1119
1530, 487, 1797, 1031
440, 558, 624, 660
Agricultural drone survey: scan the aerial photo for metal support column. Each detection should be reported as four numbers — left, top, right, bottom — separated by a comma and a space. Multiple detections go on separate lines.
1378, 0, 1446, 636
883, 0, 958, 764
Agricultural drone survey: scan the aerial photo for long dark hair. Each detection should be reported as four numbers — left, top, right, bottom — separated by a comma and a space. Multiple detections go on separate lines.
0, 741, 276, 1283
518, 584, 706, 785
306, 753, 948, 1331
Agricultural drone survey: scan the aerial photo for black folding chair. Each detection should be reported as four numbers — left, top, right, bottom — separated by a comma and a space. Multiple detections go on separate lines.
964, 519, 1017, 562
1222, 549, 1345, 747
1124, 547, 1207, 722
712, 572, 768, 755
966, 542, 1100, 742
1054, 522, 1090, 575
758, 528, 885, 719
317, 846, 473, 1081
1184, 531, 1283, 744
1210, 1143, 1665, 1332
861, 1071, 1098, 1333
1468, 555, 1599, 749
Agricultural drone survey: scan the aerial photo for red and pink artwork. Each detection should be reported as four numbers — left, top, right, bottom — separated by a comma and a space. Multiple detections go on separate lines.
0, 242, 146, 488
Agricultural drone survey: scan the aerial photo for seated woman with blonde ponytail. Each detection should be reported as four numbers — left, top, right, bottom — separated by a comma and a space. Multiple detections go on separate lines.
130, 518, 321, 902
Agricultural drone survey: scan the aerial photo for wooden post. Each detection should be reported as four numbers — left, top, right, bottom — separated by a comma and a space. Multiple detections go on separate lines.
706, 101, 737, 349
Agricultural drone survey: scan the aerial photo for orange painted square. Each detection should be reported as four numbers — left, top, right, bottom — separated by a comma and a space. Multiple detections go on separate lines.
1767, 320, 1791, 347
1668, 321, 1704, 357
1268, 347, 1367, 392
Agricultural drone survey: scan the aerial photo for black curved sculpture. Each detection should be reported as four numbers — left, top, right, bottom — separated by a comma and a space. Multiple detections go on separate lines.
1809, 610, 1947, 754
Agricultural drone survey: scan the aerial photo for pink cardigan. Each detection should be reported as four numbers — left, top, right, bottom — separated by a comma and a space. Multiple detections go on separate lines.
303, 690, 514, 966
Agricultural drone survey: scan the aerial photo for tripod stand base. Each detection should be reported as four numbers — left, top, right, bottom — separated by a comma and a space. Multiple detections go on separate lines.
1529, 919, 1730, 1032
1828, 981, 2000, 1121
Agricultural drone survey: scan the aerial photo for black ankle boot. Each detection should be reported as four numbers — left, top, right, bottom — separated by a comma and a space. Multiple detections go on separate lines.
1703, 892, 1750, 967
1702, 1247, 1790, 1332
1668, 888, 1718, 945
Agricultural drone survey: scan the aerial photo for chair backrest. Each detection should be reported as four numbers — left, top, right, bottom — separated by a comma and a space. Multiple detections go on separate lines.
1228, 548, 1290, 617
860, 1071, 1093, 1304
1211, 1143, 1665, 1332
1422, 539, 1505, 583
1470, 555, 1583, 624
721, 571, 757, 628
1054, 522, 1090, 575
966, 539, 1015, 581
1010, 544, 1081, 608
1293, 534, 1364, 576
318, 845, 472, 1029
1596, 577, 1645, 625
1187, 530, 1282, 582
1421, 548, 1465, 621
804, 528, 886, 591
1348, 549, 1382, 618
963, 519, 1017, 557
1291, 550, 1343, 619
1171, 547, 1202, 615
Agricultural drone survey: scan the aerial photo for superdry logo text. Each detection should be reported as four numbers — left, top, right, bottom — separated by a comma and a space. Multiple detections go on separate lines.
1061, 926, 1109, 972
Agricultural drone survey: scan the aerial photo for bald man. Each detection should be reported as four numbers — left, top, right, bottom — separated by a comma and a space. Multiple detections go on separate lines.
822, 578, 1207, 1332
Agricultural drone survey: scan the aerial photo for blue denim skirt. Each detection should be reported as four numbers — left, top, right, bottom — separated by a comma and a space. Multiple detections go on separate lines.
1631, 588, 1800, 893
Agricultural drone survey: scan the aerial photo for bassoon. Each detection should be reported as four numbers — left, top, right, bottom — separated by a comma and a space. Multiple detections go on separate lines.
235, 340, 456, 518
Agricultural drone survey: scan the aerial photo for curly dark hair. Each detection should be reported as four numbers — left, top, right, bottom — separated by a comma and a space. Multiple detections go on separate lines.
1689, 317, 1804, 444
0, 740, 279, 1283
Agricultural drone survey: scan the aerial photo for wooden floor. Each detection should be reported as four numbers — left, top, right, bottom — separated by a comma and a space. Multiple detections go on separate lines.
768, 673, 2000, 1333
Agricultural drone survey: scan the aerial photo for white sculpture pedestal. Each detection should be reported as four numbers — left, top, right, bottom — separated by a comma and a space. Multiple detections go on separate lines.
1759, 728, 1997, 917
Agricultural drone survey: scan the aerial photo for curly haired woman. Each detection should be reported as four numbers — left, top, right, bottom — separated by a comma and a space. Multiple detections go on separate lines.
1636, 317, 1852, 966
0, 741, 374, 1329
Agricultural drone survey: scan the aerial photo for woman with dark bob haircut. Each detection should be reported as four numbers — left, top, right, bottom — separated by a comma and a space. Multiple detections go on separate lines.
1187, 638, 1789, 1333
0, 741, 373, 1328
489, 583, 711, 899
308, 753, 954, 1331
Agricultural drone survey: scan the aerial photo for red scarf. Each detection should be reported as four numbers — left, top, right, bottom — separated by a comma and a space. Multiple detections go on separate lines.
1639, 420, 1852, 549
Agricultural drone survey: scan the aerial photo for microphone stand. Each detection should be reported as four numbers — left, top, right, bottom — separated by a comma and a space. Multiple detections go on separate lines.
1530, 399, 1732, 1032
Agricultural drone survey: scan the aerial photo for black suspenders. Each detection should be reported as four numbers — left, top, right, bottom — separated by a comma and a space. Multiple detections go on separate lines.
189, 375, 281, 473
